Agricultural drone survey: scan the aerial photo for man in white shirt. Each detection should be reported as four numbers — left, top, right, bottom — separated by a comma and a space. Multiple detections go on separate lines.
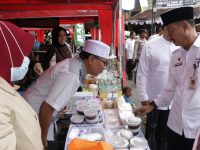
133, 29, 148, 83
148, 26, 163, 41
23, 40, 111, 150
137, 7, 200, 150
125, 31, 136, 80
136, 28, 178, 150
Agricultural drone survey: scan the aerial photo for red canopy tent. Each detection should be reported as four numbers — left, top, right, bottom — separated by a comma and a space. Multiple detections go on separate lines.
0, 0, 117, 46
0, 0, 126, 85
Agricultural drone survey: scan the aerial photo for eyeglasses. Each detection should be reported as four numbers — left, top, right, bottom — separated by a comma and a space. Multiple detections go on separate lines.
94, 56, 108, 65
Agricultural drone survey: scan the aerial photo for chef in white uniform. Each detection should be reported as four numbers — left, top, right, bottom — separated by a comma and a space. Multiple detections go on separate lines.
23, 40, 111, 149
136, 28, 179, 150
137, 7, 200, 150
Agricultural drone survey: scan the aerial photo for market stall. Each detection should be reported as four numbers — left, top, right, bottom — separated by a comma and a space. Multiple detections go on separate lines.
0, 0, 128, 85
0, 0, 135, 149
63, 73, 149, 149
42, 62, 146, 149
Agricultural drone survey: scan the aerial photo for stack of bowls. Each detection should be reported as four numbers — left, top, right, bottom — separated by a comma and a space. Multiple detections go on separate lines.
76, 105, 88, 115
84, 108, 99, 124
126, 116, 141, 135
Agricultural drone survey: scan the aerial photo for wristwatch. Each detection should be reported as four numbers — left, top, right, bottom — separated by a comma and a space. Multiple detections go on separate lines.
150, 101, 157, 109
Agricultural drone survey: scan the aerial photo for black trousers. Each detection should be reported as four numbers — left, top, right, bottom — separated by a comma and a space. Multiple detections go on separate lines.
133, 59, 139, 83
47, 141, 57, 150
167, 127, 194, 150
145, 109, 169, 150
126, 59, 135, 79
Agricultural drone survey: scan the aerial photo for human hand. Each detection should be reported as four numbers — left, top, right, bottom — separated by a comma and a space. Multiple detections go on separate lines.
141, 100, 151, 106
34, 62, 44, 76
135, 105, 154, 116
59, 106, 68, 116
42, 139, 48, 150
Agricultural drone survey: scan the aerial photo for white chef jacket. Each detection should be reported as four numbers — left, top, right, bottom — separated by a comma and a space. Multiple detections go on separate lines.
136, 35, 179, 110
125, 38, 135, 59
0, 77, 43, 150
154, 35, 200, 138
23, 57, 86, 140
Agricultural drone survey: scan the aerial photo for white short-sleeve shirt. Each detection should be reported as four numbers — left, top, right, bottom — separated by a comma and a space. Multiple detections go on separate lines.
125, 38, 135, 59
23, 57, 84, 140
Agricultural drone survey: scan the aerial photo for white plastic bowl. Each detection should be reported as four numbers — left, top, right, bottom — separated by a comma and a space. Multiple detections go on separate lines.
85, 116, 99, 124
76, 105, 88, 115
118, 129, 133, 140
84, 108, 98, 119
111, 137, 129, 149
70, 115, 84, 124
75, 100, 87, 106
127, 117, 142, 126
130, 137, 148, 148
88, 103, 100, 111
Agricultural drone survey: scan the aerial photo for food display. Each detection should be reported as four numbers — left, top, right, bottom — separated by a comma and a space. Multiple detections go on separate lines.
111, 137, 129, 149
75, 100, 88, 107
88, 103, 100, 111
130, 137, 150, 149
104, 109, 121, 128
84, 108, 98, 119
66, 125, 104, 144
65, 94, 149, 150
70, 99, 104, 125
76, 105, 88, 115
70, 115, 84, 124
117, 129, 133, 140
126, 116, 142, 135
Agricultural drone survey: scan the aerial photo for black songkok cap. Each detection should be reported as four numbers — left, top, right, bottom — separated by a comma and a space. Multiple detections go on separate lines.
160, 7, 194, 26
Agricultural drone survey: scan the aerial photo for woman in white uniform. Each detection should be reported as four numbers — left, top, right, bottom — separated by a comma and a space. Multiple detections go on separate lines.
23, 40, 111, 150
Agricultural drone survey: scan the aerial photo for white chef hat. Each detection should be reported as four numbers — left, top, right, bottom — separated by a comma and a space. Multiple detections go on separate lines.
83, 40, 113, 59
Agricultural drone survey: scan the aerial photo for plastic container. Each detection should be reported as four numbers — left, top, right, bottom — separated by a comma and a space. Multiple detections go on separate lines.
88, 103, 100, 111
117, 129, 133, 140
76, 105, 88, 115
70, 115, 84, 124
75, 100, 88, 107
66, 125, 105, 145
130, 137, 148, 148
84, 108, 98, 120
104, 109, 121, 128
85, 116, 99, 124
127, 116, 141, 130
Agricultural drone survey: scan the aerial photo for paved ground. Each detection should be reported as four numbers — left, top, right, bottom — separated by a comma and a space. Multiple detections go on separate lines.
126, 79, 140, 107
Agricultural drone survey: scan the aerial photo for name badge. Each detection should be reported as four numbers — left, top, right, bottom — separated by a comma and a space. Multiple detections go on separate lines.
189, 76, 197, 89
189, 63, 198, 89
174, 62, 182, 67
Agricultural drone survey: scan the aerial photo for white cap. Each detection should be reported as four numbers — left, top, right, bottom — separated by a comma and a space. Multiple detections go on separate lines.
83, 40, 112, 59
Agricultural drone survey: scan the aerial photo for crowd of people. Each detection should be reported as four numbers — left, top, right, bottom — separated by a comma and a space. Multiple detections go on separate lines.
1, 6, 200, 150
